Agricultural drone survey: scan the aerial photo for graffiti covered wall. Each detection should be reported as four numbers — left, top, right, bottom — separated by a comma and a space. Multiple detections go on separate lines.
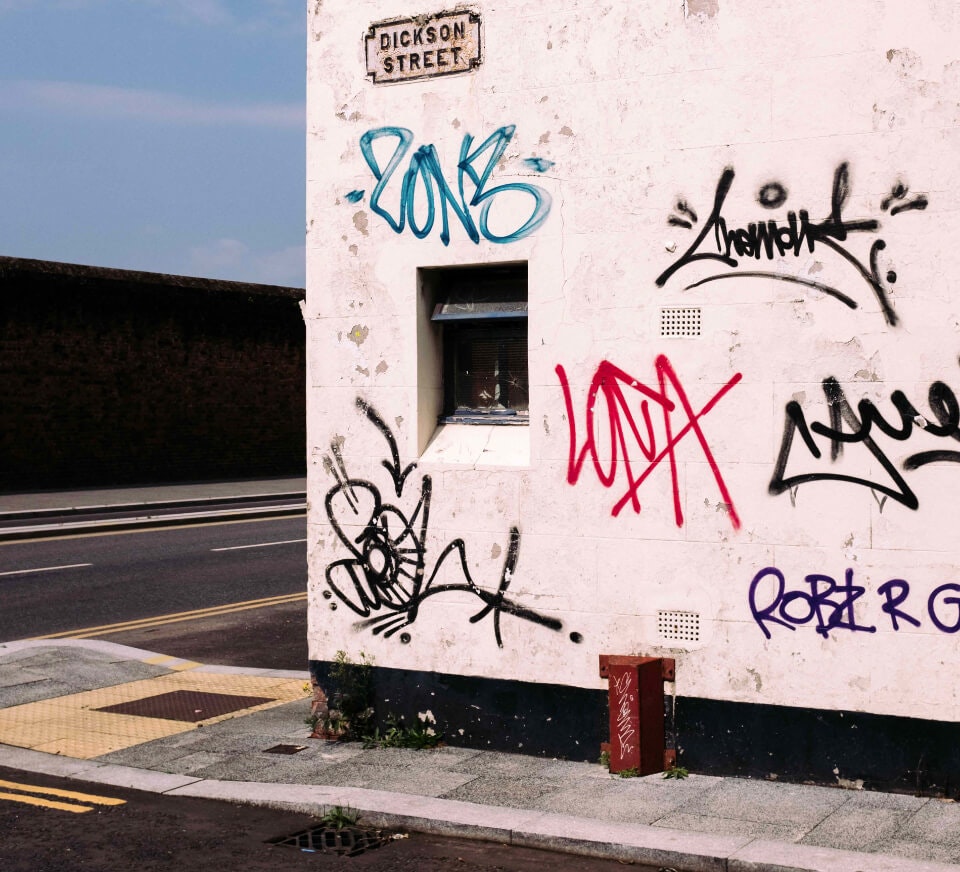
307, 0, 960, 778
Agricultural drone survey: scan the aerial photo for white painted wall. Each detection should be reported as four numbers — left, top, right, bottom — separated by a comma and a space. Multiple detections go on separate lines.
306, 0, 960, 722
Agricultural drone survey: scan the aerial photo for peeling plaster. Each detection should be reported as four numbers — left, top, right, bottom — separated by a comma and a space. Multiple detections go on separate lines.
686, 0, 719, 17
348, 324, 369, 345
353, 211, 369, 236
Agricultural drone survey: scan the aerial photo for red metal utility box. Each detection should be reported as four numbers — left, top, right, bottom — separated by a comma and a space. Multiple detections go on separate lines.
599, 654, 675, 775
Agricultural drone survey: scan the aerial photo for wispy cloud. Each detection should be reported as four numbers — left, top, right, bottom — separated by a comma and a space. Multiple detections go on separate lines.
0, 80, 303, 127
146, 0, 301, 31
188, 238, 304, 286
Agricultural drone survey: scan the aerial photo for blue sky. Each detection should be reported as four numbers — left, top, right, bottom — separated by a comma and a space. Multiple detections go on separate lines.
0, 0, 305, 286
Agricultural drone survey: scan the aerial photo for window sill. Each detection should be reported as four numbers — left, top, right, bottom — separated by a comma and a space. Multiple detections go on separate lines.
420, 422, 529, 468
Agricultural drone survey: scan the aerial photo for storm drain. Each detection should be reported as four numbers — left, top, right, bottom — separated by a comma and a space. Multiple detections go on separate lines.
268, 825, 391, 856
94, 690, 274, 722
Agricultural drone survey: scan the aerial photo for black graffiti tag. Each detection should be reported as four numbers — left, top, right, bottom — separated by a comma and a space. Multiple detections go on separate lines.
322, 398, 576, 647
769, 373, 960, 510
657, 165, 927, 327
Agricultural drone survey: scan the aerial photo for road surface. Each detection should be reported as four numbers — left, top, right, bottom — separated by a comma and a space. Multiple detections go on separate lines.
0, 516, 308, 669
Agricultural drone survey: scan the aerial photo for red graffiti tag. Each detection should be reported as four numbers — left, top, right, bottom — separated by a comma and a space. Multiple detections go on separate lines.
556, 356, 742, 529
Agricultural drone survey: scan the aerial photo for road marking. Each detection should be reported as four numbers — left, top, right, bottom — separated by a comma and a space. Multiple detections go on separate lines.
0, 779, 125, 814
0, 514, 306, 545
211, 538, 307, 552
0, 563, 92, 578
29, 591, 307, 640
0, 791, 93, 813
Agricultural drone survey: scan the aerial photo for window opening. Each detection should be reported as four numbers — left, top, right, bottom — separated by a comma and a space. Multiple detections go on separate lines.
429, 265, 528, 425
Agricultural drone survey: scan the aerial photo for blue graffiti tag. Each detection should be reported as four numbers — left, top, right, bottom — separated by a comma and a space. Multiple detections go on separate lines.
749, 566, 960, 638
357, 125, 551, 245
523, 157, 555, 173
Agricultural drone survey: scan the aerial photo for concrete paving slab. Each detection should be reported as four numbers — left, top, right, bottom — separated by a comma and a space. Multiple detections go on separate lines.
0, 668, 50, 688
450, 749, 564, 777
537, 758, 624, 780
191, 699, 310, 737
0, 645, 75, 664
419, 744, 484, 763
169, 751, 239, 774
684, 778, 849, 828
532, 778, 705, 824
256, 669, 310, 680
729, 837, 960, 871
0, 679, 79, 707
0, 650, 74, 669
58, 659, 172, 690
896, 799, 960, 847
95, 736, 214, 770
335, 766, 478, 797
653, 810, 808, 842
187, 755, 301, 784
340, 746, 428, 769
842, 790, 929, 811
801, 804, 919, 851
872, 839, 960, 865
441, 774, 565, 807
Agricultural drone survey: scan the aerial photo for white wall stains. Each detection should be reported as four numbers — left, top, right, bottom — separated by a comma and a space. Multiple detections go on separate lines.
347, 324, 368, 346
307, 0, 960, 724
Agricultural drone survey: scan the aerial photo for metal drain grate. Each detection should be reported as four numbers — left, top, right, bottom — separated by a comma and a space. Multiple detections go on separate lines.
660, 307, 702, 338
95, 690, 274, 722
657, 610, 701, 642
268, 825, 390, 857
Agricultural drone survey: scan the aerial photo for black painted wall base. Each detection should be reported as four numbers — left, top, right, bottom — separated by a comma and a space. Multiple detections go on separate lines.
676, 697, 960, 797
309, 660, 960, 796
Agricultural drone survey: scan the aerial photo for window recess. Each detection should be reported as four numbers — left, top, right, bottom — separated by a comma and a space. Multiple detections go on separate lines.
430, 267, 529, 425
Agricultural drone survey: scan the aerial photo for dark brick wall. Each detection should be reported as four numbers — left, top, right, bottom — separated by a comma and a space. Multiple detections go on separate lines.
0, 257, 305, 491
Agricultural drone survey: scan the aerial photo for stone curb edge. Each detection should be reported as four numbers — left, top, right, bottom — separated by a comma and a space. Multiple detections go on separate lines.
0, 742, 954, 872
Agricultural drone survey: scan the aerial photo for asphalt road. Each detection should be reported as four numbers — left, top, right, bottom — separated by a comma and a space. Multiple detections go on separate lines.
0, 517, 308, 669
0, 765, 659, 872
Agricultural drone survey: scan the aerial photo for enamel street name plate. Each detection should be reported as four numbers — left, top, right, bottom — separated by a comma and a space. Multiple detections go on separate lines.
365, 10, 481, 84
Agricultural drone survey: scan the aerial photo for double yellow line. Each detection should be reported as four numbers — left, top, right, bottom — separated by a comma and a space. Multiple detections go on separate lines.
29, 592, 307, 640
0, 778, 125, 814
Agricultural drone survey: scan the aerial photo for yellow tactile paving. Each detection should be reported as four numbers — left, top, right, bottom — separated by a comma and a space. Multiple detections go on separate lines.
0, 670, 306, 759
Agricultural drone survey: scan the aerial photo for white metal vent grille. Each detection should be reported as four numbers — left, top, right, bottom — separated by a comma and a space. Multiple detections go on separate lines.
660, 307, 701, 338
657, 610, 701, 642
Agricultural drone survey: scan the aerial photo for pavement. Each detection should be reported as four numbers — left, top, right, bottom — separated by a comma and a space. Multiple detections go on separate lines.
0, 476, 306, 540
0, 640, 957, 872
2, 479, 960, 871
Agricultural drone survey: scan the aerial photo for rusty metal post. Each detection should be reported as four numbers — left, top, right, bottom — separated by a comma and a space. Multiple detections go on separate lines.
599, 654, 675, 775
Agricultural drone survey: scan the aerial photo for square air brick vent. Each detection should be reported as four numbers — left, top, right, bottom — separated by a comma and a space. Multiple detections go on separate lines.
657, 610, 701, 642
95, 690, 274, 722
660, 307, 701, 338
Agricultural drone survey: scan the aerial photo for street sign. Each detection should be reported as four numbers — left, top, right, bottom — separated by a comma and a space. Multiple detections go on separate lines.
365, 10, 482, 84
